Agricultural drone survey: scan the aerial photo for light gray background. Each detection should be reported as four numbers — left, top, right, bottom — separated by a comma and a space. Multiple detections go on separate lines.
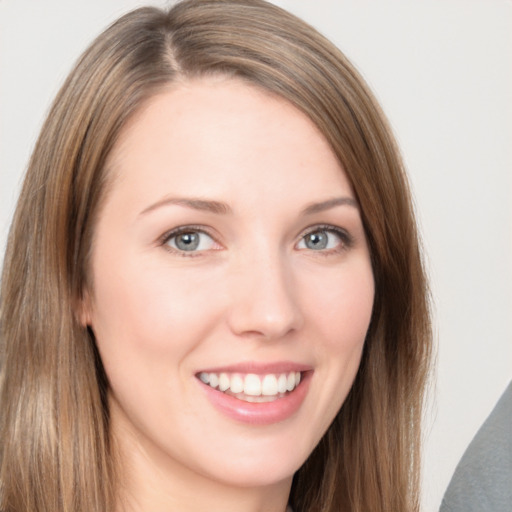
1, 1, 511, 510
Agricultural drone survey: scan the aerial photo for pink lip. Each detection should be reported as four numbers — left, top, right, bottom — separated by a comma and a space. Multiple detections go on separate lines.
196, 364, 313, 426
197, 361, 313, 375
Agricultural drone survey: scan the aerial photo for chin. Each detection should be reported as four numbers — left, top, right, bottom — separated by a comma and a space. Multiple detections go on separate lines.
193, 443, 309, 489
208, 463, 298, 489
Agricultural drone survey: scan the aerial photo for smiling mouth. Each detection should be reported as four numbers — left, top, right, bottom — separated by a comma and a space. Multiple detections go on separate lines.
197, 371, 302, 403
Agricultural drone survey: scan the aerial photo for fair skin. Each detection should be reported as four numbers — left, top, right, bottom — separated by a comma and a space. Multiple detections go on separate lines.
84, 78, 375, 512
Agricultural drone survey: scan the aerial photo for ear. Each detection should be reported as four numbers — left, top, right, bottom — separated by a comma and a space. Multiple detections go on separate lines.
75, 288, 93, 327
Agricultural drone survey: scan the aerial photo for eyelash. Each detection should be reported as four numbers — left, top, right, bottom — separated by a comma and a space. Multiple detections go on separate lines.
159, 224, 353, 257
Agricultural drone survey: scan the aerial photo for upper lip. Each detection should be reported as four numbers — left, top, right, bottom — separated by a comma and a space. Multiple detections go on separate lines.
196, 361, 313, 375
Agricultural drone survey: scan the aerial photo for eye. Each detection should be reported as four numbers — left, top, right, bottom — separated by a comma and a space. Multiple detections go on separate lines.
297, 226, 350, 252
163, 228, 218, 253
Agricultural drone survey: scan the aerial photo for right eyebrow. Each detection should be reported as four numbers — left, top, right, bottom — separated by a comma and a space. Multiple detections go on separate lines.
139, 197, 233, 216
301, 196, 359, 215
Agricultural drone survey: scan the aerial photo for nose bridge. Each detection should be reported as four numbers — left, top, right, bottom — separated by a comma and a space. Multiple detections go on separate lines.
227, 241, 303, 339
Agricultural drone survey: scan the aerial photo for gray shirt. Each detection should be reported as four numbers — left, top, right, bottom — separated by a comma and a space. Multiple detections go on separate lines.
439, 381, 512, 512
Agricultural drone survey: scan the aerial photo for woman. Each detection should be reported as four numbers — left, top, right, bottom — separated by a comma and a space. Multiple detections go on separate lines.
0, 1, 432, 511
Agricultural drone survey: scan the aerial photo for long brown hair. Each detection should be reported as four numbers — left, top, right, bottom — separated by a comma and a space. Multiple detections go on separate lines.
0, 1, 432, 511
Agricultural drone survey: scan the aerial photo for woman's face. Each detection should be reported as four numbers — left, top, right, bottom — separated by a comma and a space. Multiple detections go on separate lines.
84, 78, 374, 490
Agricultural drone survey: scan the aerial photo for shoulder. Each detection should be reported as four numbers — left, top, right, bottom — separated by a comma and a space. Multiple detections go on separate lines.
439, 381, 512, 512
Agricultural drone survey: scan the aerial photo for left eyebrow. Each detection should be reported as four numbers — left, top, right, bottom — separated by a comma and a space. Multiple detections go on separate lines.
301, 197, 359, 215
139, 196, 233, 216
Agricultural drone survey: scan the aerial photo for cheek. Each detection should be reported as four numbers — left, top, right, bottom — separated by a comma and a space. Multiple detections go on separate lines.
87, 254, 237, 416
89, 250, 222, 354
293, 261, 374, 440
305, 261, 374, 353
87, 253, 224, 421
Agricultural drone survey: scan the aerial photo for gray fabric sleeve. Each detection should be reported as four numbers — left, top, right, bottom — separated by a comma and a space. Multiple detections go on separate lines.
439, 381, 512, 512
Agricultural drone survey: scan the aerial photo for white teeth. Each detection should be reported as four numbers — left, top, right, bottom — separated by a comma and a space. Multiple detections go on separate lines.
286, 372, 296, 391
218, 373, 230, 392
230, 374, 244, 394
209, 373, 219, 389
277, 374, 288, 394
244, 374, 262, 396
262, 374, 278, 396
198, 370, 303, 399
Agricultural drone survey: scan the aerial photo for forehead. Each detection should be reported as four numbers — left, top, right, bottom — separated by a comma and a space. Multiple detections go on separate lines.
104, 77, 353, 214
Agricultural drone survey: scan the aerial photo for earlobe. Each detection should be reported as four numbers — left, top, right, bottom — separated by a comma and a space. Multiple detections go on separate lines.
76, 289, 93, 327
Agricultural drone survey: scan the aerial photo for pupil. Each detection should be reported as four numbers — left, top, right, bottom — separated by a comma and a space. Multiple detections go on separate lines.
306, 232, 327, 250
176, 232, 199, 251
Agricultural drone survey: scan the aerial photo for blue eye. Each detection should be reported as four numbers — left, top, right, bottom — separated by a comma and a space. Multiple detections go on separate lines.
297, 227, 348, 251
165, 229, 217, 252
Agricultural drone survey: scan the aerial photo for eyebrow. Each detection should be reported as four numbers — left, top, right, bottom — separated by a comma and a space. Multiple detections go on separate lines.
140, 197, 232, 216
301, 196, 358, 215
140, 195, 358, 217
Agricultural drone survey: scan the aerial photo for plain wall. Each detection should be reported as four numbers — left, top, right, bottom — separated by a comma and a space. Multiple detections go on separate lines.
1, 1, 511, 510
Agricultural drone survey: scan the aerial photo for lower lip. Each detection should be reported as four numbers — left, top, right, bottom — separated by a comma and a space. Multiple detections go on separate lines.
198, 372, 312, 425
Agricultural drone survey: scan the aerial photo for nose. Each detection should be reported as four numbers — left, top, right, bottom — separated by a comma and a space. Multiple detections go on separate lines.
226, 251, 304, 340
